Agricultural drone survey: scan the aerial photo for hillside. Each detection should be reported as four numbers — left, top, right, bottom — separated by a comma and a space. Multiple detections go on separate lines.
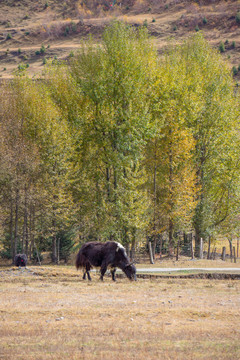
0, 0, 240, 79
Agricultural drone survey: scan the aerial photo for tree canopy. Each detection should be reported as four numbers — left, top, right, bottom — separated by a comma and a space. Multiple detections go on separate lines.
0, 23, 239, 262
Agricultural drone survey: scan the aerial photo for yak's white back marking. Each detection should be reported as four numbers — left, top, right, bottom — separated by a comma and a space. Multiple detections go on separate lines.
115, 242, 127, 256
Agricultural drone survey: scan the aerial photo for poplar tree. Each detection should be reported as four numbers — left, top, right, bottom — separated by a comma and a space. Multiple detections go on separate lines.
47, 21, 158, 249
163, 34, 240, 256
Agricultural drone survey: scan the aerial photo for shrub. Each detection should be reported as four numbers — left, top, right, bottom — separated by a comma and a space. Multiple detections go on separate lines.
18, 48, 22, 54
232, 66, 238, 76
35, 50, 40, 55
0, 248, 12, 259
225, 39, 229, 45
195, 25, 199, 32
143, 20, 148, 28
40, 44, 46, 54
232, 41, 236, 49
71, 21, 77, 33
42, 57, 47, 65
202, 17, 207, 25
236, 12, 240, 24
238, 64, 240, 71
64, 26, 70, 36
18, 63, 25, 71
152, 18, 156, 23
173, 25, 177, 31
6, 33, 12, 40
219, 41, 225, 53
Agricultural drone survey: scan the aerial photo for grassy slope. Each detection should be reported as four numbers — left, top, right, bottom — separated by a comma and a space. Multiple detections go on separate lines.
0, 266, 239, 360
0, 0, 240, 79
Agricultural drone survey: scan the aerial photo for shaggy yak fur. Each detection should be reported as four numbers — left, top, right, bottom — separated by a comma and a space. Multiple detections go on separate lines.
76, 241, 136, 281
14, 254, 27, 267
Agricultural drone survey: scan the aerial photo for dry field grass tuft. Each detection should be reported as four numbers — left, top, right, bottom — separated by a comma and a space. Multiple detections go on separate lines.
0, 266, 239, 359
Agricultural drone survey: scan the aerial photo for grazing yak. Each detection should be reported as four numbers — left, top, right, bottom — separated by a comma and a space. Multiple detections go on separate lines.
76, 241, 136, 281
14, 254, 27, 267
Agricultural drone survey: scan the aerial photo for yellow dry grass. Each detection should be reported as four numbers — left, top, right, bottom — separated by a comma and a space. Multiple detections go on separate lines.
0, 266, 239, 359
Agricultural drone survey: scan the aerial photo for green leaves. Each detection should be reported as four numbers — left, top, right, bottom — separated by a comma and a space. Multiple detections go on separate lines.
0, 24, 239, 259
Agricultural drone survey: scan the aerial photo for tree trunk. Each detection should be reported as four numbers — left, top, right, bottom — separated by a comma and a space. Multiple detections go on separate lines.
23, 184, 29, 257
106, 167, 111, 200
14, 187, 20, 258
176, 236, 180, 261
207, 236, 211, 259
148, 240, 154, 264
191, 236, 194, 260
152, 148, 157, 260
130, 235, 136, 261
221, 246, 226, 261
199, 238, 203, 259
159, 234, 163, 260
194, 231, 201, 258
57, 237, 60, 265
229, 238, 233, 263
233, 246, 236, 263
168, 218, 174, 256
29, 205, 35, 260
168, 134, 174, 257
52, 232, 57, 264
10, 197, 14, 263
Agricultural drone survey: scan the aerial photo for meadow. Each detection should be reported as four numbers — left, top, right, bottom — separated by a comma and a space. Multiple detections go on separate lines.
0, 266, 239, 360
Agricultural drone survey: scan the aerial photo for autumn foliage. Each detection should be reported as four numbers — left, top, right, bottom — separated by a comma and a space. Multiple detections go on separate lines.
0, 22, 239, 261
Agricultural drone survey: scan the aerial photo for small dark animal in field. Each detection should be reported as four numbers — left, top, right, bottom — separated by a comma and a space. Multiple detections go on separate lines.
14, 254, 27, 267
76, 241, 136, 281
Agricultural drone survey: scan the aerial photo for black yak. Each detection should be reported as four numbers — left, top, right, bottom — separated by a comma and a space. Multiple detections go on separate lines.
14, 254, 27, 267
76, 241, 136, 281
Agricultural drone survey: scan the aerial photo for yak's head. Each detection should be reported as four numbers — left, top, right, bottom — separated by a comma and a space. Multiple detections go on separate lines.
123, 263, 137, 281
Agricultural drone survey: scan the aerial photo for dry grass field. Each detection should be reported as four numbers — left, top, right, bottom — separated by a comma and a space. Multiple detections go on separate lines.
0, 265, 239, 360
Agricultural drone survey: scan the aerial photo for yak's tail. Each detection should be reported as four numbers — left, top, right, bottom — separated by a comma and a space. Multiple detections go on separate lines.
75, 249, 92, 271
75, 250, 83, 270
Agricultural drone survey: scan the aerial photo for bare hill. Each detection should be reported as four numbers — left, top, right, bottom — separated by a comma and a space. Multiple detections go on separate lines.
0, 0, 240, 79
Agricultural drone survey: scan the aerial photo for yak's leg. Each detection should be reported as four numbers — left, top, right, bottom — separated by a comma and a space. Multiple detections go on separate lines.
100, 262, 108, 281
86, 271, 92, 281
111, 268, 117, 281
82, 271, 86, 280
86, 263, 92, 281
